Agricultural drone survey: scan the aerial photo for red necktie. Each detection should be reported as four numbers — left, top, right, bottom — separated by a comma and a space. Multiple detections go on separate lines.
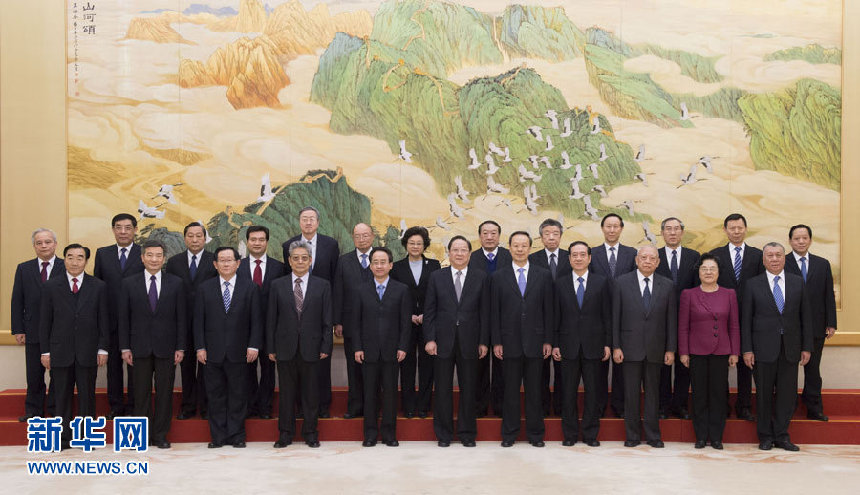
72, 277, 79, 294
253, 259, 263, 287
40, 261, 49, 282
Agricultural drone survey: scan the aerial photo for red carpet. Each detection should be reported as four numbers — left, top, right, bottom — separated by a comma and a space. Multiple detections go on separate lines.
1, 388, 858, 445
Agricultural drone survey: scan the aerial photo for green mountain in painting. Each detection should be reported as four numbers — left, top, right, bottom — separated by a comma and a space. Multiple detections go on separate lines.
764, 44, 842, 65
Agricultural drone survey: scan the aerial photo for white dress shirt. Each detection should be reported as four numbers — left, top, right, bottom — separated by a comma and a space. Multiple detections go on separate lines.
187, 249, 204, 268
249, 254, 267, 281
636, 270, 655, 296
304, 233, 319, 267
43, 273, 107, 356
572, 269, 589, 291
144, 270, 162, 297
730, 243, 746, 266
792, 251, 810, 275
483, 247, 499, 259
37, 256, 57, 279
217, 275, 256, 352
512, 262, 530, 281
291, 272, 309, 288
451, 266, 468, 285
664, 246, 682, 267
766, 270, 786, 301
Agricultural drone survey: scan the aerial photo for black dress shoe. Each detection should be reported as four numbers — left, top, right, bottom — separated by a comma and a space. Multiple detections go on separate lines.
530, 441, 545, 448
207, 442, 223, 449
233, 441, 246, 448
259, 414, 272, 420
711, 441, 724, 450
384, 440, 399, 447
612, 409, 625, 418
562, 440, 575, 446
774, 440, 800, 451
501, 440, 514, 448
106, 410, 123, 421
318, 409, 330, 419
417, 411, 428, 419
176, 411, 194, 420
672, 407, 691, 420
200, 411, 208, 420
807, 412, 829, 422
586, 440, 600, 447
437, 440, 450, 447
362, 440, 376, 447
736, 408, 755, 421
296, 410, 304, 419
624, 440, 640, 447
462, 440, 476, 447
153, 440, 171, 449
18, 414, 35, 423
476, 409, 488, 418
306, 440, 321, 448
758, 440, 773, 450
658, 410, 669, 420
647, 440, 665, 448
246, 411, 259, 419
404, 412, 414, 419
694, 440, 707, 449
274, 436, 292, 448
343, 412, 360, 419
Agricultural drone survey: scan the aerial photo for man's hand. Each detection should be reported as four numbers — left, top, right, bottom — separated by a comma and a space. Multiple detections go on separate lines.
97, 354, 108, 367
41, 355, 50, 370
122, 350, 133, 366
174, 350, 184, 365
493, 345, 503, 360
425, 341, 437, 356
664, 351, 674, 366
825, 327, 836, 339
14, 334, 25, 345
552, 347, 562, 361
613, 348, 624, 364
334, 324, 343, 338
680, 355, 690, 368
397, 350, 407, 362
320, 353, 329, 360
197, 349, 207, 365
728, 355, 738, 367
246, 349, 258, 363
542, 343, 552, 359
602, 346, 610, 362
743, 352, 755, 369
478, 345, 488, 359
355, 351, 364, 364
269, 353, 277, 362
800, 351, 811, 366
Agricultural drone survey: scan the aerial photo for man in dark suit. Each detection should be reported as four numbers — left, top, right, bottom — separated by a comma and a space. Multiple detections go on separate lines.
118, 240, 186, 449
742, 242, 813, 451
267, 240, 332, 448
469, 220, 512, 417
612, 245, 677, 448
283, 206, 339, 418
353, 247, 411, 447
530, 218, 571, 417
166, 222, 217, 420
553, 241, 611, 447
11, 228, 64, 421
785, 224, 837, 421
656, 217, 700, 419
240, 226, 284, 419
94, 213, 145, 418
39, 244, 109, 449
333, 223, 374, 418
194, 247, 263, 448
492, 231, 553, 448
589, 213, 637, 418
708, 213, 763, 421
424, 236, 489, 447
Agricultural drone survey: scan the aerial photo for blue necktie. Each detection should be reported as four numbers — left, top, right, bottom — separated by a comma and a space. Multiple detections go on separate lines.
643, 277, 651, 311
517, 267, 527, 296
148, 275, 158, 312
576, 276, 585, 308
800, 257, 807, 282
361, 253, 368, 269
608, 247, 617, 278
733, 246, 742, 281
119, 247, 128, 271
773, 276, 784, 314
223, 281, 231, 312
377, 284, 385, 301
190, 254, 198, 280
670, 249, 678, 284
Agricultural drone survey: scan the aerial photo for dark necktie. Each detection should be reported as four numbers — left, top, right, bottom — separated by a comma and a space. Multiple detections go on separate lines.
643, 277, 651, 311
72, 277, 79, 294
576, 276, 585, 308
148, 275, 158, 312
40, 261, 49, 282
190, 254, 198, 280
294, 278, 304, 315
549, 253, 558, 279
733, 246, 742, 281
670, 249, 678, 284
222, 281, 231, 312
454, 270, 463, 302
608, 247, 617, 278
487, 252, 497, 274
119, 247, 128, 271
800, 257, 807, 282
253, 259, 263, 287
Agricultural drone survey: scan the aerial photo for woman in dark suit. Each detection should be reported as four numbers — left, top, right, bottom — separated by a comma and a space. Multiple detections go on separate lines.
678, 253, 740, 450
390, 226, 441, 417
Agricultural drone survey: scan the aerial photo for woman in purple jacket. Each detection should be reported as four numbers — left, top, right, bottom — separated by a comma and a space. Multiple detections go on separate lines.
678, 253, 740, 450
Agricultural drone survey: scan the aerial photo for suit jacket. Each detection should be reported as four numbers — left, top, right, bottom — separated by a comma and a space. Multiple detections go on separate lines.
589, 243, 637, 281
118, 272, 186, 359
490, 264, 554, 359
468, 247, 512, 274
94, 244, 146, 329
266, 275, 333, 362
283, 234, 339, 282
423, 267, 490, 359
390, 256, 441, 318
39, 274, 109, 367
166, 250, 217, 330
239, 255, 285, 314
708, 243, 764, 307
332, 249, 373, 333
656, 246, 700, 299
678, 287, 740, 356
784, 253, 837, 338
529, 248, 572, 280
352, 279, 411, 363
11, 257, 65, 342
741, 272, 813, 363
194, 276, 263, 363
612, 271, 678, 363
553, 271, 611, 360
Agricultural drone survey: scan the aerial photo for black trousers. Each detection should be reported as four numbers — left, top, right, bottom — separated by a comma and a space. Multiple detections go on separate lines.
753, 343, 798, 443
204, 361, 248, 445
433, 333, 478, 443
343, 335, 364, 416
362, 360, 398, 442
560, 352, 601, 442
501, 356, 544, 443
734, 359, 753, 413
246, 352, 275, 416
597, 360, 625, 415
659, 361, 691, 411
476, 354, 504, 416
132, 355, 175, 442
689, 354, 729, 442
541, 358, 563, 416
24, 342, 55, 417
317, 354, 332, 414
622, 360, 662, 442
53, 364, 97, 443
180, 328, 206, 416
400, 325, 434, 415
801, 336, 826, 415
277, 355, 319, 441
107, 329, 134, 413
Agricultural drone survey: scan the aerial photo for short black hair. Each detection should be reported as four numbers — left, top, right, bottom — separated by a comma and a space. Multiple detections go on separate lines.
371, 246, 393, 263
478, 220, 501, 236
539, 218, 563, 236
723, 213, 747, 228
696, 252, 720, 272
246, 225, 270, 241
141, 239, 166, 254
63, 243, 91, 259
401, 226, 431, 250
568, 240, 591, 255
214, 246, 240, 261
448, 235, 472, 251
183, 221, 207, 237
508, 231, 532, 247
600, 213, 624, 228
111, 213, 137, 228
789, 224, 812, 240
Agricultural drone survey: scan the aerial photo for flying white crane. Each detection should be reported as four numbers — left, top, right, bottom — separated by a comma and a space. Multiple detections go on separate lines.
545, 109, 559, 129
257, 173, 275, 203
398, 140, 413, 162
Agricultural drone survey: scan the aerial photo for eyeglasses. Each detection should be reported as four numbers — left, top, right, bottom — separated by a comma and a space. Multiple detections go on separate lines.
290, 255, 311, 262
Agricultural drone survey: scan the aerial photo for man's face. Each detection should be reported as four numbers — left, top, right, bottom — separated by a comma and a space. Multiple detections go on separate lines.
661, 219, 684, 248
141, 247, 165, 273
635, 246, 660, 276
33, 231, 57, 260
288, 247, 311, 277
724, 219, 747, 245
353, 224, 373, 252
214, 250, 240, 279
602, 217, 623, 244
184, 226, 206, 254
479, 224, 500, 251
448, 239, 470, 269
370, 250, 392, 279
64, 248, 88, 277
763, 245, 786, 275
112, 219, 137, 247
569, 244, 591, 272
300, 211, 319, 237
789, 228, 811, 256
540, 225, 561, 252
247, 231, 268, 257
509, 234, 531, 264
